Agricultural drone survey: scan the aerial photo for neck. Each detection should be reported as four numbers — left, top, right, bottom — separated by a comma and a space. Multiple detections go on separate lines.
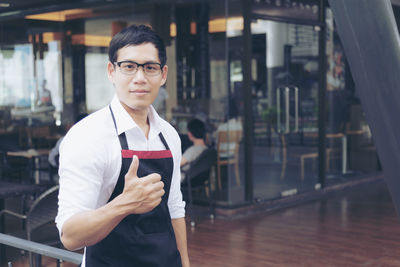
193, 139, 205, 146
121, 102, 150, 138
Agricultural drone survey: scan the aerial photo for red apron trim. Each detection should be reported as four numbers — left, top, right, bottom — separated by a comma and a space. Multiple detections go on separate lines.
122, 149, 172, 159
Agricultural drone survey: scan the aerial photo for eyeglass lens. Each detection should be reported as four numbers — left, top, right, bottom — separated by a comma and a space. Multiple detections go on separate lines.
118, 61, 161, 76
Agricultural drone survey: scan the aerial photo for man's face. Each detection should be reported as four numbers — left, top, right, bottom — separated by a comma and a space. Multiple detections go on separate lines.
107, 43, 168, 112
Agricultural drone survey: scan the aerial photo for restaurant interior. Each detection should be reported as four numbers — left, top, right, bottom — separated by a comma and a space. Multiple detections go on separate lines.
0, 0, 389, 264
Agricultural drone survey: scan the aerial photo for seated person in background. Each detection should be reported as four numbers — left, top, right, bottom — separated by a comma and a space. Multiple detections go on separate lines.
48, 136, 63, 168
180, 118, 207, 183
48, 113, 88, 168
217, 99, 242, 132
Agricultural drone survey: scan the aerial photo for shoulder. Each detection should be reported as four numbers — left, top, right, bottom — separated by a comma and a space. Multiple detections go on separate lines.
182, 145, 195, 156
71, 106, 112, 132
185, 145, 206, 156
59, 106, 120, 177
61, 107, 115, 154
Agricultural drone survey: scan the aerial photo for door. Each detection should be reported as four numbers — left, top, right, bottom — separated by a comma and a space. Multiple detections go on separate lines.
251, 19, 320, 200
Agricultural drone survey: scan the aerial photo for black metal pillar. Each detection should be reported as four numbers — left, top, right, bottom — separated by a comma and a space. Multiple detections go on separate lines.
242, 0, 254, 201
318, 0, 327, 187
196, 2, 210, 99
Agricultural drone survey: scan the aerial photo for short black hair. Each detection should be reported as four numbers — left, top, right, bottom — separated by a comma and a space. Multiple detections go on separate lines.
187, 119, 206, 139
108, 24, 167, 66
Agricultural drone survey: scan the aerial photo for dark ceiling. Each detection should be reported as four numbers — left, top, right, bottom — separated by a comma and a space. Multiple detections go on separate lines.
2, 0, 400, 12
0, 0, 79, 11
0, 0, 132, 21
1, 0, 399, 22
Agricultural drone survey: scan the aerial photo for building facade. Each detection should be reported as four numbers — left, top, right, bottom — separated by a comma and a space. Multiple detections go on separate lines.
0, 0, 382, 211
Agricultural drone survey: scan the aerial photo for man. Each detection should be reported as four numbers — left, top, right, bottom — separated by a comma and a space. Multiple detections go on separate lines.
56, 24, 189, 267
180, 119, 207, 183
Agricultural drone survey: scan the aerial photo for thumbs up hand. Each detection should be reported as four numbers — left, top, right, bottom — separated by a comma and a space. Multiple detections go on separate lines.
119, 155, 165, 214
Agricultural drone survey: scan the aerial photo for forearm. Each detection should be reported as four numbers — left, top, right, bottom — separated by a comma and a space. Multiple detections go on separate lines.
180, 157, 188, 167
172, 217, 190, 267
61, 196, 130, 251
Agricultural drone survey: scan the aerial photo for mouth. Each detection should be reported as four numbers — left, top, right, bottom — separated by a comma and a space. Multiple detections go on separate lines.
130, 90, 150, 96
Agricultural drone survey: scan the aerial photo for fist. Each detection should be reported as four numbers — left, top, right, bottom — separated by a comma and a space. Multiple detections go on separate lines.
121, 155, 165, 214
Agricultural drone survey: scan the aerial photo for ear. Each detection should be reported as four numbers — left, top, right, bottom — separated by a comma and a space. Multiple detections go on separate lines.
107, 61, 116, 83
187, 131, 193, 141
160, 65, 168, 87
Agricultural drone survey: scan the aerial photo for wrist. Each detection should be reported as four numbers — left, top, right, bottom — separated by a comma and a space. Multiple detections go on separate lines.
182, 257, 190, 267
108, 194, 138, 218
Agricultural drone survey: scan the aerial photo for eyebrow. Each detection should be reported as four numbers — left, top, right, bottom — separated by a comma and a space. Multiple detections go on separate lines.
117, 60, 160, 64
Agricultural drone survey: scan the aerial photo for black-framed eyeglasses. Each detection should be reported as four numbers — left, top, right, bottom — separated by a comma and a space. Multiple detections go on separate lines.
114, 61, 163, 76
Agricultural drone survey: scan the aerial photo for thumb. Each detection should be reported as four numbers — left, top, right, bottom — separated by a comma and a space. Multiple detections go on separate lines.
127, 155, 139, 178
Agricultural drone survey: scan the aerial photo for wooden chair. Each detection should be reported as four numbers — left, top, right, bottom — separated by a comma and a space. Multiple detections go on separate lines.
181, 148, 217, 227
17, 125, 51, 149
29, 126, 51, 148
299, 148, 337, 181
216, 130, 242, 189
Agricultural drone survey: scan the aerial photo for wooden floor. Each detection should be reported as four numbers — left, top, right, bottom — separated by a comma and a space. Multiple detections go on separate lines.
8, 178, 400, 267
187, 178, 400, 267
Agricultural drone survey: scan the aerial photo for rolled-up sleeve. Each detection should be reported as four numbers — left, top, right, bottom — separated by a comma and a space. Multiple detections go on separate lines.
167, 130, 186, 219
55, 126, 106, 235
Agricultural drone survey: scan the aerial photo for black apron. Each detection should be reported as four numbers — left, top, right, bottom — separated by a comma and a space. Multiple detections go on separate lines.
84, 106, 182, 267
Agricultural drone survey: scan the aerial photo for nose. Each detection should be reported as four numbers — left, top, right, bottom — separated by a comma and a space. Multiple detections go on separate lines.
132, 66, 146, 82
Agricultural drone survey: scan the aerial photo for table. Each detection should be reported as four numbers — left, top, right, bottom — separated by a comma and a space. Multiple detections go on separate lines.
326, 131, 364, 174
6, 149, 50, 184
300, 130, 365, 178
341, 129, 365, 174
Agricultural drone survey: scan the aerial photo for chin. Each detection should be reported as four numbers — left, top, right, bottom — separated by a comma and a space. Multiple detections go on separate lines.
125, 102, 149, 111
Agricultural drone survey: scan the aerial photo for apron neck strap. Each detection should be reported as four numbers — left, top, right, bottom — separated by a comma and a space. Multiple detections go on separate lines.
109, 105, 129, 150
158, 132, 170, 150
109, 105, 169, 151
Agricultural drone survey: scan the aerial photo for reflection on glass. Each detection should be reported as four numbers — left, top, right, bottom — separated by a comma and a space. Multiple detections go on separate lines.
325, 8, 380, 180
0, 40, 61, 125
251, 19, 320, 200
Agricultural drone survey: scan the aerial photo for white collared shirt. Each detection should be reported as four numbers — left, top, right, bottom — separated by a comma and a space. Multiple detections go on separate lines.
55, 95, 185, 237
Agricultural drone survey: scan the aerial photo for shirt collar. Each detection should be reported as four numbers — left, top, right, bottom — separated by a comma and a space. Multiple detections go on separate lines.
110, 95, 162, 137
148, 104, 162, 137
